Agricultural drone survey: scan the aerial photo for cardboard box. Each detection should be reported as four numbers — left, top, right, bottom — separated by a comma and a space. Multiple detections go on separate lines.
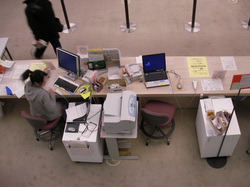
107, 79, 126, 92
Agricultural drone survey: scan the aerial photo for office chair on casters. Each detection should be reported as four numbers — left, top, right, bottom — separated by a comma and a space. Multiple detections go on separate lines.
140, 100, 176, 146
21, 111, 64, 151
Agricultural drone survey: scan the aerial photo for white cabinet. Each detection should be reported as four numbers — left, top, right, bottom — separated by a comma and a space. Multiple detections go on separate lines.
62, 104, 103, 163
195, 98, 241, 158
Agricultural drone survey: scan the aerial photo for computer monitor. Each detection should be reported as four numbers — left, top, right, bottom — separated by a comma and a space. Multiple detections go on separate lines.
57, 48, 80, 80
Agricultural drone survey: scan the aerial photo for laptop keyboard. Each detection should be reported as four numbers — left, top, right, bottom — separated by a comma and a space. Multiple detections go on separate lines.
145, 72, 167, 81
54, 76, 79, 94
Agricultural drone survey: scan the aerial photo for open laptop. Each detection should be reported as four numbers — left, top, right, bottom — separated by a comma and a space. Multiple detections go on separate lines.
142, 53, 170, 88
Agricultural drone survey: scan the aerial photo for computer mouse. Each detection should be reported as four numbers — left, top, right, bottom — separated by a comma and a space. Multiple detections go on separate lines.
79, 87, 86, 93
177, 83, 182, 89
68, 127, 75, 132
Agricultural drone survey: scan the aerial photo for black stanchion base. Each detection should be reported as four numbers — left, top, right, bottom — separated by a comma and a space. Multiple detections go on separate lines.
120, 23, 136, 33
185, 22, 200, 33
207, 156, 227, 169
62, 23, 77, 34
241, 20, 250, 30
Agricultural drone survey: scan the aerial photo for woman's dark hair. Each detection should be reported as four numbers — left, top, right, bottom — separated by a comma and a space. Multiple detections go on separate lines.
21, 69, 47, 85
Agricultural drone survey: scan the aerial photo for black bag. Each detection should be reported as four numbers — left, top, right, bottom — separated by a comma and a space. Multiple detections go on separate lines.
55, 18, 63, 32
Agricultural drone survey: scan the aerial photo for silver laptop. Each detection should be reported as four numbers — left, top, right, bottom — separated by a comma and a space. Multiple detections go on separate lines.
142, 53, 170, 88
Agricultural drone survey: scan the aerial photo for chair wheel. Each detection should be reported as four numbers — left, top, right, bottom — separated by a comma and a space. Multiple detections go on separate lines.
36, 138, 39, 141
49, 144, 53, 151
146, 139, 150, 146
246, 149, 250, 155
167, 139, 170, 145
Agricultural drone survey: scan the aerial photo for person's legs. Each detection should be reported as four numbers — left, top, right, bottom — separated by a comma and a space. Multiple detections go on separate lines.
34, 46, 47, 59
50, 37, 61, 54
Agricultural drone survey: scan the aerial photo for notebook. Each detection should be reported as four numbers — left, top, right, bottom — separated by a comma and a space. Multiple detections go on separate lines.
142, 53, 170, 88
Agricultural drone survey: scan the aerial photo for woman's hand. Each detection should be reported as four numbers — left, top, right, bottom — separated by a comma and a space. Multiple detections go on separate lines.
48, 87, 54, 95
44, 68, 49, 74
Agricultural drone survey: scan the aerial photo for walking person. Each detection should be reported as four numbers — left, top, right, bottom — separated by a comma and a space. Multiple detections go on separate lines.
23, 0, 63, 59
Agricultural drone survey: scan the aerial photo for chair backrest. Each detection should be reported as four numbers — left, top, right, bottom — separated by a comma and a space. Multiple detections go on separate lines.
21, 111, 47, 129
141, 108, 169, 127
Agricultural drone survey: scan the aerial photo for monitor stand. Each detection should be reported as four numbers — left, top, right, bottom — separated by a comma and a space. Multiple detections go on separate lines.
64, 72, 78, 81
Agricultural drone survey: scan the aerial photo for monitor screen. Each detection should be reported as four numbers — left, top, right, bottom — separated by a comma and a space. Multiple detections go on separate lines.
142, 53, 166, 72
57, 48, 80, 79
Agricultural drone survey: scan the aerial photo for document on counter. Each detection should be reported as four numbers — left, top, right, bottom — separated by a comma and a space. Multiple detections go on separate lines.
0, 74, 3, 83
136, 55, 142, 64
201, 79, 224, 91
0, 84, 6, 95
3, 65, 15, 78
7, 80, 25, 98
29, 62, 46, 71
88, 49, 104, 62
230, 74, 250, 90
12, 64, 29, 79
220, 56, 237, 71
1, 60, 15, 68
187, 57, 210, 77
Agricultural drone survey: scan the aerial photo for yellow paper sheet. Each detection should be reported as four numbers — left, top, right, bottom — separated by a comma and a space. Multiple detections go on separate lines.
187, 57, 210, 77
29, 62, 46, 71
77, 84, 93, 99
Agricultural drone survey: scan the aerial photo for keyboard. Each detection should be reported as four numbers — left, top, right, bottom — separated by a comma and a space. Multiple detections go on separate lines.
54, 76, 79, 94
145, 72, 168, 81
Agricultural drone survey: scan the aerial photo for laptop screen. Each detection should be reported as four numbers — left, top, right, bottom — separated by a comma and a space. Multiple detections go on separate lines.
142, 53, 166, 72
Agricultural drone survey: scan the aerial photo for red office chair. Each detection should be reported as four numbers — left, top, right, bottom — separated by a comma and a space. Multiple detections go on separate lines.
140, 100, 176, 146
21, 111, 64, 150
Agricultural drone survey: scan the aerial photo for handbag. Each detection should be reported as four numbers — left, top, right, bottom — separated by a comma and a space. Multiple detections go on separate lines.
55, 18, 63, 32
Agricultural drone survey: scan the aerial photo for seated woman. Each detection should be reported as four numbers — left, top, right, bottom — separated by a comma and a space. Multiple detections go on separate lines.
21, 69, 62, 121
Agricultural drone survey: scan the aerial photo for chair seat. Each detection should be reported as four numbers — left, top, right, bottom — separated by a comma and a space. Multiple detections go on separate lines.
142, 100, 176, 126
41, 117, 62, 130
140, 100, 176, 146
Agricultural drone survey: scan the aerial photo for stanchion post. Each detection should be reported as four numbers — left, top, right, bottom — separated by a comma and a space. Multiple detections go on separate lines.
60, 0, 77, 34
217, 88, 241, 157
60, 0, 70, 29
185, 0, 200, 33
207, 88, 241, 169
120, 0, 136, 33
124, 0, 130, 29
191, 0, 197, 28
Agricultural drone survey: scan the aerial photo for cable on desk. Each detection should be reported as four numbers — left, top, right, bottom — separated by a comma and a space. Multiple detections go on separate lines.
169, 70, 181, 84
168, 70, 197, 121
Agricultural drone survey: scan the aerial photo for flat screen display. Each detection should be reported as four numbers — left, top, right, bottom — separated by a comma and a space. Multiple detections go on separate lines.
142, 53, 166, 72
57, 48, 80, 77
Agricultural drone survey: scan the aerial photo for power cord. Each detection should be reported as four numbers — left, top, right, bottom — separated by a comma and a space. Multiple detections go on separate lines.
169, 70, 181, 84
168, 70, 197, 122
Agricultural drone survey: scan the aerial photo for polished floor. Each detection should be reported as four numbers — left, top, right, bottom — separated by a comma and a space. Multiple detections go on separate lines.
0, 0, 250, 187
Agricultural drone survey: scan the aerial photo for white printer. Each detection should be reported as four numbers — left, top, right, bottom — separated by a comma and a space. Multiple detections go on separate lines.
103, 91, 137, 134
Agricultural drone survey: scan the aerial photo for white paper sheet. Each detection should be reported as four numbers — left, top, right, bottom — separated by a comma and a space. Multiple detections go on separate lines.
103, 93, 121, 116
0, 84, 7, 95
221, 56, 237, 71
2, 60, 15, 68
0, 74, 3, 83
12, 64, 29, 79
7, 80, 25, 98
66, 103, 87, 122
201, 79, 224, 91
136, 55, 142, 64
